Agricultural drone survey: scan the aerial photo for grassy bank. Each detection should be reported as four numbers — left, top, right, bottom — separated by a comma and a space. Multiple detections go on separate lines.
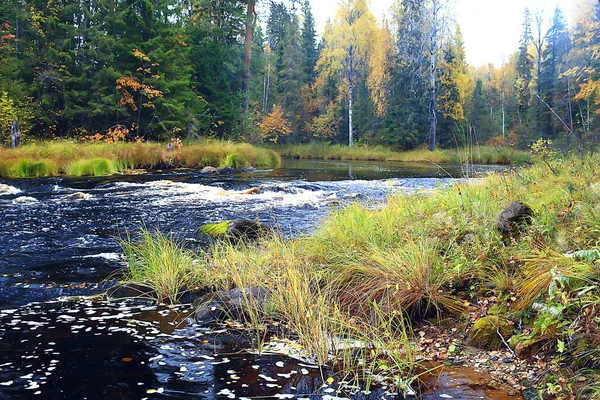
0, 140, 281, 177
274, 142, 530, 165
121, 155, 599, 396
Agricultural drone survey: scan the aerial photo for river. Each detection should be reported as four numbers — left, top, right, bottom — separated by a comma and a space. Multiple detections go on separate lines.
0, 160, 514, 399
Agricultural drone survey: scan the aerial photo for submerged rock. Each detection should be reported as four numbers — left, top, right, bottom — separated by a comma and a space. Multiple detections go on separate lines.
198, 219, 270, 241
496, 201, 533, 238
468, 316, 514, 350
66, 192, 90, 200
217, 166, 235, 175
106, 283, 155, 300
194, 287, 268, 324
200, 166, 217, 175
13, 196, 38, 204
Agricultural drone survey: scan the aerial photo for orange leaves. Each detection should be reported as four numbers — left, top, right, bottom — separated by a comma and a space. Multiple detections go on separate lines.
257, 104, 292, 143
116, 49, 163, 113
133, 49, 150, 62
87, 125, 130, 144
116, 76, 163, 111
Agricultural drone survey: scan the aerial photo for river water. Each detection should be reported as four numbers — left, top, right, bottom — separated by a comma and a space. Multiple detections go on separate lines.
0, 160, 513, 399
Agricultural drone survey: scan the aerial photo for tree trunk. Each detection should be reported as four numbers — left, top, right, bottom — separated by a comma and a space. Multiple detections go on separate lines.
348, 45, 354, 147
243, 0, 255, 117
11, 118, 20, 149
428, 0, 438, 152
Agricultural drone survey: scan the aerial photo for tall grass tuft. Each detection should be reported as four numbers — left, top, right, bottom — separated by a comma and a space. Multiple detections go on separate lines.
65, 158, 117, 176
9, 159, 58, 177
0, 139, 281, 177
121, 229, 204, 303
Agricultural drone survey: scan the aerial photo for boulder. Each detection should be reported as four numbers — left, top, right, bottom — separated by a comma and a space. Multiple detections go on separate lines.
198, 219, 270, 241
200, 166, 217, 175
194, 287, 268, 324
217, 166, 235, 175
496, 201, 533, 237
242, 187, 261, 195
468, 316, 514, 350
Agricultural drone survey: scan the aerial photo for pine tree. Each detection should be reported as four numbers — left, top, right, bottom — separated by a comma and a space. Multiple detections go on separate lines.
437, 25, 468, 147
301, 0, 318, 81
540, 7, 570, 138
515, 7, 534, 125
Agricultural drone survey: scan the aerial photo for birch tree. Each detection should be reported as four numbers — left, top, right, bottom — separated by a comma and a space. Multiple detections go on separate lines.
316, 0, 377, 147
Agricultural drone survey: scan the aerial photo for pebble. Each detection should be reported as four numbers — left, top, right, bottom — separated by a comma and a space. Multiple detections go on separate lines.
503, 358, 512, 363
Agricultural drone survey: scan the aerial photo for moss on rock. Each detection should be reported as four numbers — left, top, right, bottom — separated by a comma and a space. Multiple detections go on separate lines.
198, 221, 231, 238
468, 316, 514, 350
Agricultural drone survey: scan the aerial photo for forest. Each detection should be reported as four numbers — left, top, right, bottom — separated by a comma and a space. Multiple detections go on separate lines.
0, 0, 598, 151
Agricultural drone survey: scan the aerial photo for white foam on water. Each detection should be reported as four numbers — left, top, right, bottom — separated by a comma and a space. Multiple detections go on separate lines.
147, 182, 328, 210
0, 184, 21, 196
13, 196, 39, 204
81, 253, 122, 261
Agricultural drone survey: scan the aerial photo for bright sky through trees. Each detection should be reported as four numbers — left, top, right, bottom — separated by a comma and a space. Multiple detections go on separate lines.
308, 0, 574, 67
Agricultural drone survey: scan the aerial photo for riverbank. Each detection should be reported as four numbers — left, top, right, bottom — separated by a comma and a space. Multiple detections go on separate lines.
0, 140, 281, 177
120, 154, 599, 397
274, 142, 530, 165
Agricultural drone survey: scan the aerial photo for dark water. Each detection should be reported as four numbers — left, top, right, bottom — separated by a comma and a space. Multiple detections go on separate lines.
0, 160, 510, 399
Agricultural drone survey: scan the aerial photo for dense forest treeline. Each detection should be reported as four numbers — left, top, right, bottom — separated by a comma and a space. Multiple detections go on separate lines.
0, 0, 598, 150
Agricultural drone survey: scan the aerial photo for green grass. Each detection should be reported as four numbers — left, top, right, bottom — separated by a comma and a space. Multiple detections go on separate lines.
274, 142, 530, 165
0, 139, 281, 177
118, 154, 600, 395
64, 158, 117, 176
120, 229, 207, 303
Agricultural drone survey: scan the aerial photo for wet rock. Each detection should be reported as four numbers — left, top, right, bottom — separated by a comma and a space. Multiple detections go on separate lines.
198, 219, 271, 241
496, 201, 533, 238
240, 166, 257, 173
106, 283, 155, 300
468, 316, 514, 350
217, 166, 235, 175
194, 287, 268, 324
242, 187, 261, 195
200, 166, 217, 175
509, 334, 547, 359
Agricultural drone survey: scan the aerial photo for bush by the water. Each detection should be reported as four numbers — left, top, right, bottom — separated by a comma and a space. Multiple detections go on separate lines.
0, 140, 281, 177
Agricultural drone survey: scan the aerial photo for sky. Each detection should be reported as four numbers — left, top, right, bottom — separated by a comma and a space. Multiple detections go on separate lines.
306, 0, 576, 67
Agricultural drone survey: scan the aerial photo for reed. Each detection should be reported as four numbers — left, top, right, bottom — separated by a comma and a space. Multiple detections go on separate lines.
0, 139, 281, 177
274, 142, 530, 165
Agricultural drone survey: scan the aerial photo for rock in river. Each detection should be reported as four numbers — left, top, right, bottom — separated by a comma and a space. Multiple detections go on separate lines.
198, 219, 270, 241
200, 166, 217, 175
